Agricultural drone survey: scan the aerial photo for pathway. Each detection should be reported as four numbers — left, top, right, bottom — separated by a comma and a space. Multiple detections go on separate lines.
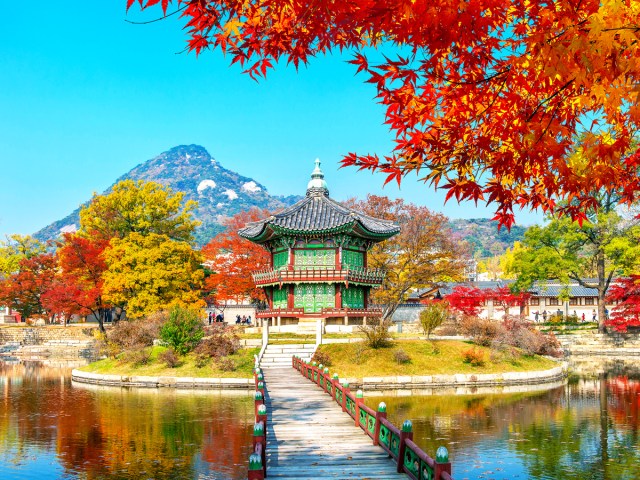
263, 367, 406, 479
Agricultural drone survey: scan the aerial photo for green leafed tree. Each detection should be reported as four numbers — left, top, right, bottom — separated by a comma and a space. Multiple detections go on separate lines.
508, 195, 640, 331
0, 235, 47, 277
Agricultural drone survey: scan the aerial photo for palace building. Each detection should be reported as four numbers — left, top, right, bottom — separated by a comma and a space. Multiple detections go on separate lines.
238, 159, 399, 331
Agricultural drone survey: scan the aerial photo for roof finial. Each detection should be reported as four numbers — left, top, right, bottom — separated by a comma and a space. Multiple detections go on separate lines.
306, 158, 329, 196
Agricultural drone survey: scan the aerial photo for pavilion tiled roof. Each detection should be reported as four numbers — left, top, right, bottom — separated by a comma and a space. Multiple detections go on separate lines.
238, 159, 399, 242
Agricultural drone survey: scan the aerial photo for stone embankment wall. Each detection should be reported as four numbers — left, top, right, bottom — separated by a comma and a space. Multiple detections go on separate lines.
0, 325, 98, 344
343, 364, 567, 393
556, 331, 640, 356
0, 326, 99, 361
71, 370, 253, 389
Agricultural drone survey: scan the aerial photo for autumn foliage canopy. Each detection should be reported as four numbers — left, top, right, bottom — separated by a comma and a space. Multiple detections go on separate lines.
606, 276, 640, 332
129, 0, 640, 227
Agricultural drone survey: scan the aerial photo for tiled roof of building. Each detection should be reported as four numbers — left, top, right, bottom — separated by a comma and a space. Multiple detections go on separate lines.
408, 280, 601, 300
238, 160, 399, 242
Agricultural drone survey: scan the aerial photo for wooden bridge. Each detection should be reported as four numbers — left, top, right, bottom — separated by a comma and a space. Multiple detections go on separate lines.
248, 358, 453, 480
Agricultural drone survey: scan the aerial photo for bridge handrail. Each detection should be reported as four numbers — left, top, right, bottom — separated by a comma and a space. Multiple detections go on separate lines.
247, 369, 268, 480
291, 356, 453, 480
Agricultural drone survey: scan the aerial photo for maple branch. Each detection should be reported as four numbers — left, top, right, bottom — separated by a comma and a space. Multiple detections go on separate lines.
125, 5, 187, 24
526, 78, 575, 122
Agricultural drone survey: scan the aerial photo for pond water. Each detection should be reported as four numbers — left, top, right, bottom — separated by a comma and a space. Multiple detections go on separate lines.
0, 361, 253, 480
364, 359, 640, 480
2, 359, 640, 480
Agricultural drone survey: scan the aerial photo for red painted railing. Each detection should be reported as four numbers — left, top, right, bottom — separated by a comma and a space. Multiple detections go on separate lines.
252, 267, 385, 287
248, 370, 268, 480
292, 356, 454, 480
255, 307, 382, 319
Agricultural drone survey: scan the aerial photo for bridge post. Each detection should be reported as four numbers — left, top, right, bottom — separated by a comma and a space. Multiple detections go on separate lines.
373, 402, 387, 446
316, 364, 323, 386
341, 382, 349, 412
253, 422, 266, 476
331, 374, 339, 400
254, 391, 264, 418
397, 420, 413, 474
434, 446, 452, 480
355, 390, 364, 428
248, 453, 264, 480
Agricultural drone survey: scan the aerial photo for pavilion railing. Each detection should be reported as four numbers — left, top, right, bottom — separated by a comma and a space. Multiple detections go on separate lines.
252, 267, 385, 287
291, 356, 454, 480
248, 369, 268, 480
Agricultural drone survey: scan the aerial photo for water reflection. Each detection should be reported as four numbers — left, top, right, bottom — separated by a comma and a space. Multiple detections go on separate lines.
365, 360, 640, 480
0, 362, 253, 479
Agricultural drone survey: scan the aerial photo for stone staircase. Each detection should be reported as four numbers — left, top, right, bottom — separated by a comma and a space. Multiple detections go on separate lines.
259, 343, 316, 369
556, 332, 640, 355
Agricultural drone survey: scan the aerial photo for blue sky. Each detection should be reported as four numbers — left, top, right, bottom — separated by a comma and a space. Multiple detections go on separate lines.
0, 3, 543, 239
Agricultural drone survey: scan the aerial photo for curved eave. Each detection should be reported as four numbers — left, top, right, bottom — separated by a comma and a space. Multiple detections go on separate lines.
240, 220, 398, 245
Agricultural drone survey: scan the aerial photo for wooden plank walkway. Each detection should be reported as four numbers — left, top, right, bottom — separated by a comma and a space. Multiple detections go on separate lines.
263, 367, 407, 479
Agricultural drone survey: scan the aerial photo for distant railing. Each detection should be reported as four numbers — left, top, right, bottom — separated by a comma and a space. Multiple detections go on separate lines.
248, 369, 268, 480
292, 356, 454, 480
254, 308, 304, 319
255, 307, 382, 319
252, 267, 385, 287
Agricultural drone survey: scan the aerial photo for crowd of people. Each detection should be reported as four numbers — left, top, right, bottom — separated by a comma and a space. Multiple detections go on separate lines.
207, 311, 252, 326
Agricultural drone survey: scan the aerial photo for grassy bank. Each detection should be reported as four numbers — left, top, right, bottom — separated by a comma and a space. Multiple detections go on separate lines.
314, 340, 558, 378
79, 346, 259, 378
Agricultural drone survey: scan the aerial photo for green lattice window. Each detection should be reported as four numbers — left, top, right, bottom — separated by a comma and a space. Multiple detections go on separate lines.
273, 250, 288, 270
294, 284, 335, 312
293, 249, 336, 269
342, 286, 364, 309
341, 249, 364, 269
272, 287, 288, 308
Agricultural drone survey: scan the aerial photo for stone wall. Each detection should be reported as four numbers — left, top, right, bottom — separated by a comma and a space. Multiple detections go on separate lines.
0, 325, 98, 345
556, 331, 640, 356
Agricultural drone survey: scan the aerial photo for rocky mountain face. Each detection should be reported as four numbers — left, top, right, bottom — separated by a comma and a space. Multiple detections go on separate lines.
449, 218, 527, 258
34, 145, 301, 246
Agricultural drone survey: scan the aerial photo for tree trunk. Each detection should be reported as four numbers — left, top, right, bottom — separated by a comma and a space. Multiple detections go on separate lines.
597, 251, 607, 333
97, 308, 106, 334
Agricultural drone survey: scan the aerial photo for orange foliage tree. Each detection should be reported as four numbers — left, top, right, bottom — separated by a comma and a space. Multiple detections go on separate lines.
346, 195, 468, 319
129, 0, 640, 227
0, 253, 57, 322
42, 234, 110, 332
201, 209, 270, 308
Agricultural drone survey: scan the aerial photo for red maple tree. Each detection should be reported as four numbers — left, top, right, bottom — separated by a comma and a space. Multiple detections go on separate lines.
42, 234, 110, 331
0, 253, 57, 322
605, 276, 640, 332
444, 286, 485, 317
128, 0, 640, 227
201, 209, 271, 308
485, 286, 531, 318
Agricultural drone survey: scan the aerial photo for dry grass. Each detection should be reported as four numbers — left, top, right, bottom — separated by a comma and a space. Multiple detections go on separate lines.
316, 340, 558, 378
79, 346, 259, 378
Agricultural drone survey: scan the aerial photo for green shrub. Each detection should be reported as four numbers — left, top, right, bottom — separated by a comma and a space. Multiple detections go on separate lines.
159, 307, 204, 356
419, 302, 450, 338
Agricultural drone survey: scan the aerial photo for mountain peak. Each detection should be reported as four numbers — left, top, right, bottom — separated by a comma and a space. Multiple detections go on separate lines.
34, 145, 302, 246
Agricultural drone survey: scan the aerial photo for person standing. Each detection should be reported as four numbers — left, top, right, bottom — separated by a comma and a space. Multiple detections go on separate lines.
542, 310, 547, 322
